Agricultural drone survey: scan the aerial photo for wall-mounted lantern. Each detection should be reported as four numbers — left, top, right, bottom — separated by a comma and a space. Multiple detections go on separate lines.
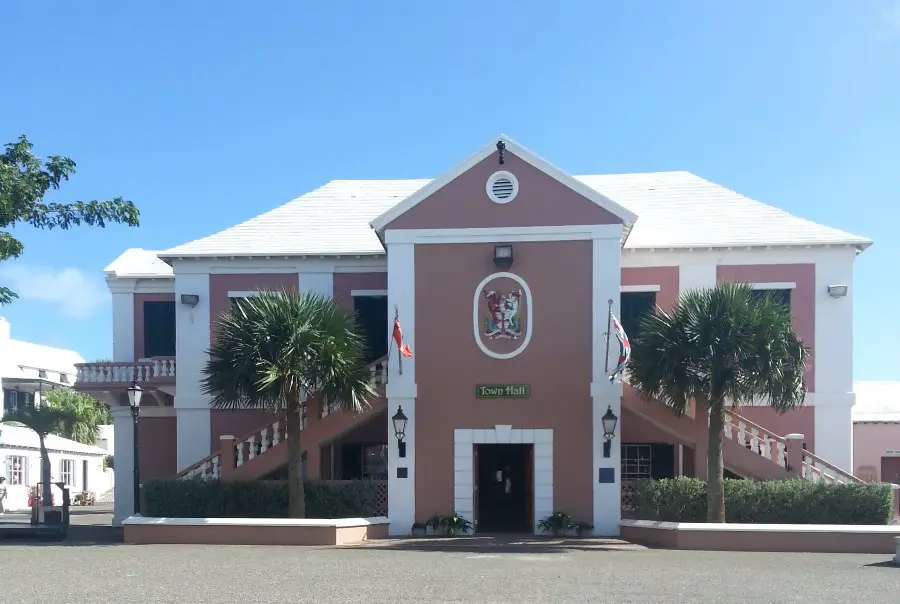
392, 406, 408, 458
180, 294, 200, 306
602, 405, 618, 458
493, 244, 514, 270
827, 285, 848, 299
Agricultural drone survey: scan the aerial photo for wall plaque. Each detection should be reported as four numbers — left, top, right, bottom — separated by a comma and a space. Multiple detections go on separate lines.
475, 384, 530, 399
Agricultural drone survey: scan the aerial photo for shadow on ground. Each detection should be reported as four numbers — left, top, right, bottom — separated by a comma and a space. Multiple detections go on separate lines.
0, 525, 123, 547
347, 535, 646, 554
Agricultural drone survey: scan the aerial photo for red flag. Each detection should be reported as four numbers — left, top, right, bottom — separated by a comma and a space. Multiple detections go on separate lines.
392, 319, 413, 357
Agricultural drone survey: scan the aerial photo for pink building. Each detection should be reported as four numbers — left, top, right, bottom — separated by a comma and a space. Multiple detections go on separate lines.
852, 381, 900, 483
75, 136, 872, 533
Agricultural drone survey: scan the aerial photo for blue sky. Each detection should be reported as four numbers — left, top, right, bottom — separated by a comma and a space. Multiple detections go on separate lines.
1, 1, 898, 380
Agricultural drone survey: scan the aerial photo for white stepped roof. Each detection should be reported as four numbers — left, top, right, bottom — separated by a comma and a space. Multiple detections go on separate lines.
155, 171, 869, 260
104, 248, 173, 278
0, 423, 107, 456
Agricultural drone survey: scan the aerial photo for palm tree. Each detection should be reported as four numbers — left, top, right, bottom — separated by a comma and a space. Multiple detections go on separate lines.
3, 404, 76, 506
627, 282, 808, 522
201, 290, 376, 517
44, 388, 111, 445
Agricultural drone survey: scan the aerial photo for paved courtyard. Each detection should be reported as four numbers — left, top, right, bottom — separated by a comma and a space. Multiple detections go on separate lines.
0, 537, 896, 603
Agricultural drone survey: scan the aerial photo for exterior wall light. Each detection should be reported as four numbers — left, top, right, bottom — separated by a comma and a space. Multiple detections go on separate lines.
602, 406, 618, 458
827, 285, 848, 298
392, 406, 408, 458
493, 244, 514, 270
180, 294, 200, 306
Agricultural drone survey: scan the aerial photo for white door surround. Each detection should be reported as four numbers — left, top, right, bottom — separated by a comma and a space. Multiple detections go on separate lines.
453, 426, 554, 534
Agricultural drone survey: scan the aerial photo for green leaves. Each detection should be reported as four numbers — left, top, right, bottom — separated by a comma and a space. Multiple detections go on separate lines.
43, 388, 110, 445
0, 134, 140, 304
633, 477, 894, 524
628, 282, 808, 414
201, 289, 376, 414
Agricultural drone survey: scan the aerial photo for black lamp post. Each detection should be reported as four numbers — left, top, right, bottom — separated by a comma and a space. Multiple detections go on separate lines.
126, 381, 143, 515
392, 406, 408, 458
602, 405, 618, 458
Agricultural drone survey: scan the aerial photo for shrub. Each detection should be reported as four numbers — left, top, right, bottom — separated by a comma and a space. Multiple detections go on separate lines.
633, 477, 894, 525
142, 478, 384, 518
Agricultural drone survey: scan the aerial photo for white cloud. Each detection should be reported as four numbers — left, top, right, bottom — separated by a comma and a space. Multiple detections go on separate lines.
0, 265, 108, 318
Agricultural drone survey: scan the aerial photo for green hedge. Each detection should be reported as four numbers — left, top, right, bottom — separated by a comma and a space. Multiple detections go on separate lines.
143, 479, 385, 518
633, 477, 894, 524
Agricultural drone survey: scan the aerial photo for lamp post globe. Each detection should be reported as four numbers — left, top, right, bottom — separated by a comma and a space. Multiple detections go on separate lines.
391, 406, 408, 458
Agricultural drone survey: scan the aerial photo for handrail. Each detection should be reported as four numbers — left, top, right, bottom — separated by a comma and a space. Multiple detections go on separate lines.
801, 449, 863, 483
177, 355, 388, 478
726, 410, 788, 443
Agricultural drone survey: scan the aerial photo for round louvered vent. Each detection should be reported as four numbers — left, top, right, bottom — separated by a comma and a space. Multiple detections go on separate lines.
486, 171, 519, 204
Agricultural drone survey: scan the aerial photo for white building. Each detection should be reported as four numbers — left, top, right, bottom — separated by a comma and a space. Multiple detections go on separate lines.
0, 316, 85, 416
0, 423, 111, 511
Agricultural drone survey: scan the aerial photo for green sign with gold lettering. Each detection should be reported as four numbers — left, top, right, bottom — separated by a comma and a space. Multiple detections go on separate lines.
475, 384, 530, 399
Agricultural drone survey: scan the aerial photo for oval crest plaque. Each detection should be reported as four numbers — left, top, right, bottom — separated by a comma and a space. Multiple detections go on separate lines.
472, 272, 533, 360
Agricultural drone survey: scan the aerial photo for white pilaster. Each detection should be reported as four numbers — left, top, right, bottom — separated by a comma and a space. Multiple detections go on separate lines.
592, 227, 624, 536
172, 266, 213, 471
385, 239, 416, 536
109, 284, 136, 362
298, 272, 334, 298
813, 250, 857, 471
111, 406, 134, 525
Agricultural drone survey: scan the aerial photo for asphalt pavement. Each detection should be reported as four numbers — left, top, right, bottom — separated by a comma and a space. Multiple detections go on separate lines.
0, 537, 896, 603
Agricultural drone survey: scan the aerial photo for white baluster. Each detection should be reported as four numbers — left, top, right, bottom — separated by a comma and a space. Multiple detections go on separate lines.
776, 441, 786, 468
723, 413, 733, 440
260, 427, 269, 453
168, 359, 175, 377
737, 421, 746, 446
804, 456, 813, 480
762, 435, 772, 460
212, 456, 220, 478
750, 427, 759, 454
272, 422, 281, 446
248, 435, 257, 460
236, 442, 245, 467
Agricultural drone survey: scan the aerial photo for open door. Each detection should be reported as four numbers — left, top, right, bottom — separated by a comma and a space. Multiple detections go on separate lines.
472, 444, 480, 532
525, 444, 534, 532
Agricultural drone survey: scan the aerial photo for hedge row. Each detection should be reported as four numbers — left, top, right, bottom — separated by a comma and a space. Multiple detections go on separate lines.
633, 477, 894, 524
142, 478, 384, 518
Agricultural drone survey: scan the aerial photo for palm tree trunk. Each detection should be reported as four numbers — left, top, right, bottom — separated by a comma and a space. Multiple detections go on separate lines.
285, 396, 306, 518
38, 435, 52, 507
706, 402, 726, 522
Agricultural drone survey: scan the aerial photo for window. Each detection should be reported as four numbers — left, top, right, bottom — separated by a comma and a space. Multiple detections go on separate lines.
143, 301, 176, 357
3, 390, 34, 414
6, 455, 26, 485
620, 292, 657, 342
60, 459, 75, 487
354, 295, 388, 364
361, 444, 388, 480
38, 370, 47, 379
751, 288, 791, 307
59, 373, 69, 384
621, 445, 652, 481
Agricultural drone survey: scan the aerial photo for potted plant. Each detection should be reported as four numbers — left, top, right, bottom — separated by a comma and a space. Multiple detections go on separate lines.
438, 512, 472, 537
537, 512, 574, 536
411, 522, 427, 538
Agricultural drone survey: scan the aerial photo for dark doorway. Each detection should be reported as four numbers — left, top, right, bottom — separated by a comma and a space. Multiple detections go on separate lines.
475, 444, 533, 533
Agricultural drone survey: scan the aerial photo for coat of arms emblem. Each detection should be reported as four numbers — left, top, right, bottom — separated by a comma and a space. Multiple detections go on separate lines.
483, 289, 524, 340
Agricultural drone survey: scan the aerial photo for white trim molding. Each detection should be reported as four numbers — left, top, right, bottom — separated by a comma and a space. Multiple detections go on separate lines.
453, 426, 554, 534
621, 284, 661, 293
472, 272, 533, 360
351, 289, 388, 297
750, 281, 796, 290
370, 134, 636, 231
385, 224, 623, 245
226, 290, 265, 298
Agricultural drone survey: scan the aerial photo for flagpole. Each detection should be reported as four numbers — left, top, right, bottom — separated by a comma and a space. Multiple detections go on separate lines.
603, 298, 613, 373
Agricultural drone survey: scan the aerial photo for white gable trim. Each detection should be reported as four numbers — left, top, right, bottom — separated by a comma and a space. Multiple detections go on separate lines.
370, 134, 637, 232
750, 282, 796, 290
